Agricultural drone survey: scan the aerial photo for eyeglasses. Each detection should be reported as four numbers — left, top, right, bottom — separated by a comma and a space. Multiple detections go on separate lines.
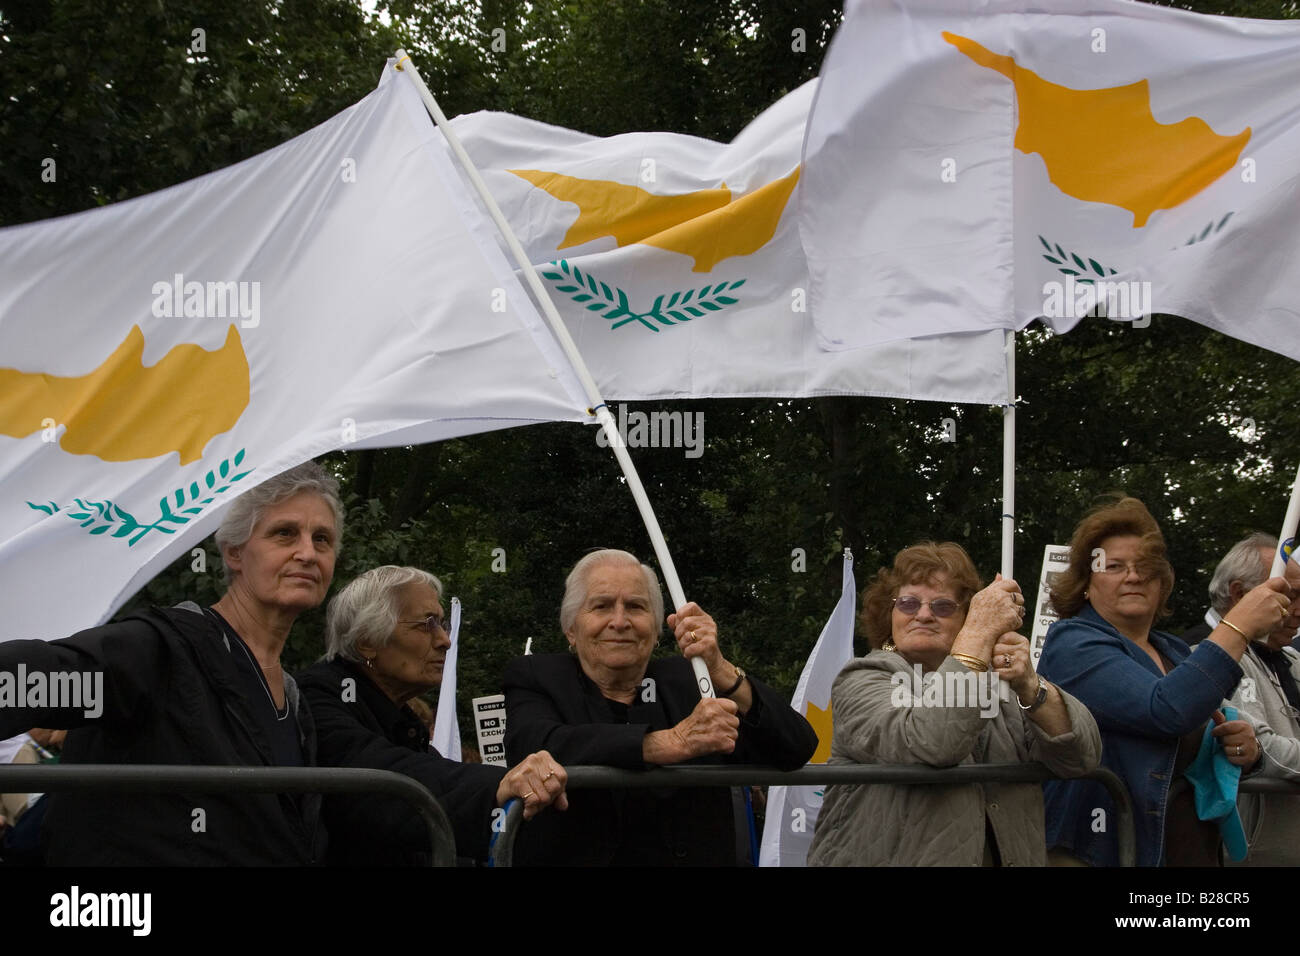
400, 614, 450, 635
892, 596, 961, 618
1094, 560, 1165, 580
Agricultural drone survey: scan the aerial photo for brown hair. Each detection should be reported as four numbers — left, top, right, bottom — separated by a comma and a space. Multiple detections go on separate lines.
1049, 494, 1174, 620
860, 541, 983, 650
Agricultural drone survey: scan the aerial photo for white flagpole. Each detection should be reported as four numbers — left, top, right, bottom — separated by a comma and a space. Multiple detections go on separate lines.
1270, 462, 1300, 577
394, 51, 715, 698
1001, 329, 1016, 579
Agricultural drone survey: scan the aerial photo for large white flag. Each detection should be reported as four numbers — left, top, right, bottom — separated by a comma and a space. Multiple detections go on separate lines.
802, 0, 1300, 359
450, 82, 1008, 405
0, 62, 589, 642
759, 549, 856, 866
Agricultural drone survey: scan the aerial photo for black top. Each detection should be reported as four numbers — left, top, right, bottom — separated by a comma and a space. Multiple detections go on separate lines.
0, 604, 324, 865
601, 696, 667, 864
503, 653, 817, 866
297, 657, 507, 864
208, 608, 303, 768
1158, 650, 1221, 867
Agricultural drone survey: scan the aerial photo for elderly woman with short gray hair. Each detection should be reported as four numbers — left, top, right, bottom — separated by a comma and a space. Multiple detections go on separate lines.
502, 548, 818, 865
0, 460, 344, 864
298, 565, 567, 865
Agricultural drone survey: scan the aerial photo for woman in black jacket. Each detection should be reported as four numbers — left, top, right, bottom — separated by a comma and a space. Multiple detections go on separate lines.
0, 461, 342, 865
503, 548, 818, 865
299, 565, 567, 864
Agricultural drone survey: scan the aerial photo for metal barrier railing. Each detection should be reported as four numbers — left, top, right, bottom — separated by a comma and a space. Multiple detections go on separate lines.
10, 763, 1289, 867
489, 762, 1137, 867
0, 764, 457, 867
1239, 778, 1300, 794
1166, 774, 1300, 806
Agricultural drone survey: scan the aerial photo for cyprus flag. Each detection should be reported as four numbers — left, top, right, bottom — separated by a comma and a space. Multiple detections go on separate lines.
451, 82, 1008, 405
803, 0, 1300, 360
759, 550, 856, 866
0, 62, 588, 642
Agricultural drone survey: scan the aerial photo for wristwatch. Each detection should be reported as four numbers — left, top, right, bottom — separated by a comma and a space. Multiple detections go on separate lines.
1018, 675, 1049, 712
721, 667, 747, 698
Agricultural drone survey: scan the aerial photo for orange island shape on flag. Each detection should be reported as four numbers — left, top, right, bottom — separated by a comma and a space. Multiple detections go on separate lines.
508, 166, 800, 272
804, 699, 833, 764
943, 32, 1251, 227
0, 324, 250, 465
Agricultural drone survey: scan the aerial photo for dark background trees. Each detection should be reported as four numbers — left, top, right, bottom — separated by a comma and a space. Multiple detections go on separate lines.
3, 0, 1297, 738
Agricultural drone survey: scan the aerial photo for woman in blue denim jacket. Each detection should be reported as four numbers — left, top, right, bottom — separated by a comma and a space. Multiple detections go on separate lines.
1036, 497, 1291, 866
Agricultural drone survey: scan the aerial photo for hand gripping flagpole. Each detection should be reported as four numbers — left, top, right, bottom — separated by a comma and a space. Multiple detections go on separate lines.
394, 51, 715, 699
1000, 329, 1016, 579
1270, 461, 1300, 577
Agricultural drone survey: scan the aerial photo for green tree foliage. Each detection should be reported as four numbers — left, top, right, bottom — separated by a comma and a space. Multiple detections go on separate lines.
6, 0, 1300, 748
0, 0, 400, 225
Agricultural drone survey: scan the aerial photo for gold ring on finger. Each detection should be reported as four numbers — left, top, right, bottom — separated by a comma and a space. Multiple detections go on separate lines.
522, 790, 535, 800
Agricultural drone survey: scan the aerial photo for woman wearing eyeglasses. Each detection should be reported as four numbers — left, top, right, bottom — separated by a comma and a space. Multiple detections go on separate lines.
1037, 496, 1291, 866
298, 565, 568, 865
808, 541, 1100, 866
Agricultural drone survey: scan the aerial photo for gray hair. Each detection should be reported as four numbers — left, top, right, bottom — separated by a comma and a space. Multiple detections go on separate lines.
1208, 532, 1277, 613
325, 565, 444, 662
215, 461, 344, 585
559, 549, 665, 635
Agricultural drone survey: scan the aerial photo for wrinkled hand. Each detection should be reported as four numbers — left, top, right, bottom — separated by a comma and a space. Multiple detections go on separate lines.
670, 602, 754, 712
992, 631, 1037, 700
1212, 711, 1259, 769
669, 602, 722, 666
964, 575, 1025, 646
497, 750, 568, 820
670, 696, 740, 760
1224, 577, 1292, 642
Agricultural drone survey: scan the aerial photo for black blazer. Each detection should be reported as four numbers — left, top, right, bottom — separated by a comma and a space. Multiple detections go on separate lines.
503, 653, 816, 865
298, 657, 506, 864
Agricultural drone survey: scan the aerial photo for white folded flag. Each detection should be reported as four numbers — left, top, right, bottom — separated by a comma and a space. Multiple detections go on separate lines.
803, 0, 1300, 360
431, 596, 463, 761
759, 549, 856, 866
0, 61, 588, 642
451, 82, 1008, 405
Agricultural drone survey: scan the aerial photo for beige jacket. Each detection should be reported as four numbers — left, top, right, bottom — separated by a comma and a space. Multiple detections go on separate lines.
1230, 644, 1300, 866
808, 652, 1101, 866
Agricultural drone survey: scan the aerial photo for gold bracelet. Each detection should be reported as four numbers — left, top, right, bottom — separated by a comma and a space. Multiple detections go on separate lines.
952, 653, 988, 672
1219, 618, 1251, 645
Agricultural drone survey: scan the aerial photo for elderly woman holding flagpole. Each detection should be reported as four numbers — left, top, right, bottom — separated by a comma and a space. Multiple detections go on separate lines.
808, 541, 1100, 866
502, 548, 818, 866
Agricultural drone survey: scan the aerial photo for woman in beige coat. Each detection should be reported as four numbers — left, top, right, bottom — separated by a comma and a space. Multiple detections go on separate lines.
808, 542, 1100, 866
